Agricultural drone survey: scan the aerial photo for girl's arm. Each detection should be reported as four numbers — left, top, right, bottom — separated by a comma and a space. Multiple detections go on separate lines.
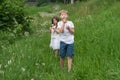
54, 28, 60, 34
50, 24, 54, 33
49, 27, 52, 33
54, 23, 65, 34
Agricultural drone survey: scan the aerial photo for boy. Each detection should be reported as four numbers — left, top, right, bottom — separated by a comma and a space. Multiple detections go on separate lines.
55, 10, 74, 72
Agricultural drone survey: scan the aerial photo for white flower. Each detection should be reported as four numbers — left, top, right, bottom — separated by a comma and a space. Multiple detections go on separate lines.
35, 63, 39, 66
42, 63, 45, 66
24, 31, 29, 36
31, 78, 34, 80
0, 64, 2, 69
8, 60, 12, 65
21, 67, 26, 72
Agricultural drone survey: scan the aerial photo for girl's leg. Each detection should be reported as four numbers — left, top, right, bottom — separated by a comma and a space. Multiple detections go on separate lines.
60, 57, 65, 68
54, 49, 58, 57
67, 57, 72, 72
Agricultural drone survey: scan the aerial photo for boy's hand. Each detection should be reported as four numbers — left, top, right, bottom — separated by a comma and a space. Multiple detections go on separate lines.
66, 25, 70, 30
62, 19, 67, 23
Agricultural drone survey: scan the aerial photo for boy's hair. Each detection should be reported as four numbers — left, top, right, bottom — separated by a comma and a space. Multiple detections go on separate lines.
59, 10, 68, 15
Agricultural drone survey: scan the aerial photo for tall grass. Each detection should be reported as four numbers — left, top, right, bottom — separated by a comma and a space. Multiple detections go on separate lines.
0, 0, 120, 80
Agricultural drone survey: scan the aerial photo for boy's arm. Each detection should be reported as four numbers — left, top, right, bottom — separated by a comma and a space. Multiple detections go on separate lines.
68, 28, 74, 34
66, 22, 74, 34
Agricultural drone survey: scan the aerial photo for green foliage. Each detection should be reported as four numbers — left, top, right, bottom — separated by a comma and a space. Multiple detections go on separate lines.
36, 0, 50, 6
0, 0, 32, 46
0, 0, 32, 36
26, 0, 37, 2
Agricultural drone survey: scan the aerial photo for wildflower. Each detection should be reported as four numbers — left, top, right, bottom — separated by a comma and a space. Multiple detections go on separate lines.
24, 31, 29, 36
31, 78, 34, 80
0, 64, 2, 69
42, 63, 45, 66
8, 60, 12, 65
21, 67, 26, 72
35, 63, 39, 66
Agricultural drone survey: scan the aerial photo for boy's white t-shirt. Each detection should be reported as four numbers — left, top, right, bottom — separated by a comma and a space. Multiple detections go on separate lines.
57, 21, 74, 44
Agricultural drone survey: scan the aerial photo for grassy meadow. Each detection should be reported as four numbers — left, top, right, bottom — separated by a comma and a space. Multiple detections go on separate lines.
0, 0, 120, 80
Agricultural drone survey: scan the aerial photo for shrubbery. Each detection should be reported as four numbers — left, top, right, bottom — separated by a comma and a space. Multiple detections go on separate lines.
0, 0, 31, 36
0, 0, 32, 45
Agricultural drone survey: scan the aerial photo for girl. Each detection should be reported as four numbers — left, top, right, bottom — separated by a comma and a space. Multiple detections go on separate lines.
50, 16, 60, 57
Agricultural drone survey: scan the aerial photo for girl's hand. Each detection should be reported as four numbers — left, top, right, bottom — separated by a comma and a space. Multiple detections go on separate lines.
51, 24, 54, 27
53, 27, 55, 30
49, 27, 52, 31
50, 26, 54, 30
50, 27, 52, 29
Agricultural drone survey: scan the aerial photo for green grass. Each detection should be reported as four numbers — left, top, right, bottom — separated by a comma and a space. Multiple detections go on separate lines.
0, 0, 120, 80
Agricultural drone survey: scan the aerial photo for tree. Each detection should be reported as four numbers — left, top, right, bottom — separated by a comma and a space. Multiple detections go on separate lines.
71, 0, 74, 4
63, 0, 75, 4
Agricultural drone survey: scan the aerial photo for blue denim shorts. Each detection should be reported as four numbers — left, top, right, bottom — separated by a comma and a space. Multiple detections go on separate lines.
60, 41, 74, 58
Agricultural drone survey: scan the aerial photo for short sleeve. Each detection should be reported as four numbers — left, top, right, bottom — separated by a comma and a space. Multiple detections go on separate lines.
69, 21, 74, 28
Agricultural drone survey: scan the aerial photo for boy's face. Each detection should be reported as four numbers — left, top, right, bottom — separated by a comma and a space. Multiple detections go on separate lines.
60, 12, 68, 20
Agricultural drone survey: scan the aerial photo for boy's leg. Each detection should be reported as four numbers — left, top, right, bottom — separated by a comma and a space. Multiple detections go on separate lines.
68, 57, 72, 72
60, 42, 66, 68
66, 43, 74, 72
60, 57, 65, 68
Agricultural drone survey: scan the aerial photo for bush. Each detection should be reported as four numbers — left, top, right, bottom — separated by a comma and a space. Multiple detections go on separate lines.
0, 0, 32, 36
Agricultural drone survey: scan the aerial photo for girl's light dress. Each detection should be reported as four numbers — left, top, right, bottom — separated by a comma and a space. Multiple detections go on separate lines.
50, 26, 60, 50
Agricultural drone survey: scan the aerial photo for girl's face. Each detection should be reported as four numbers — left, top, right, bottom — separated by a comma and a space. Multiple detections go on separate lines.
53, 18, 58, 25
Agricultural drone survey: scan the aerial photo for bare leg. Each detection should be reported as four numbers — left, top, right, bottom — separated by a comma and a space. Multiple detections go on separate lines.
60, 57, 64, 68
54, 49, 58, 57
68, 57, 72, 72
